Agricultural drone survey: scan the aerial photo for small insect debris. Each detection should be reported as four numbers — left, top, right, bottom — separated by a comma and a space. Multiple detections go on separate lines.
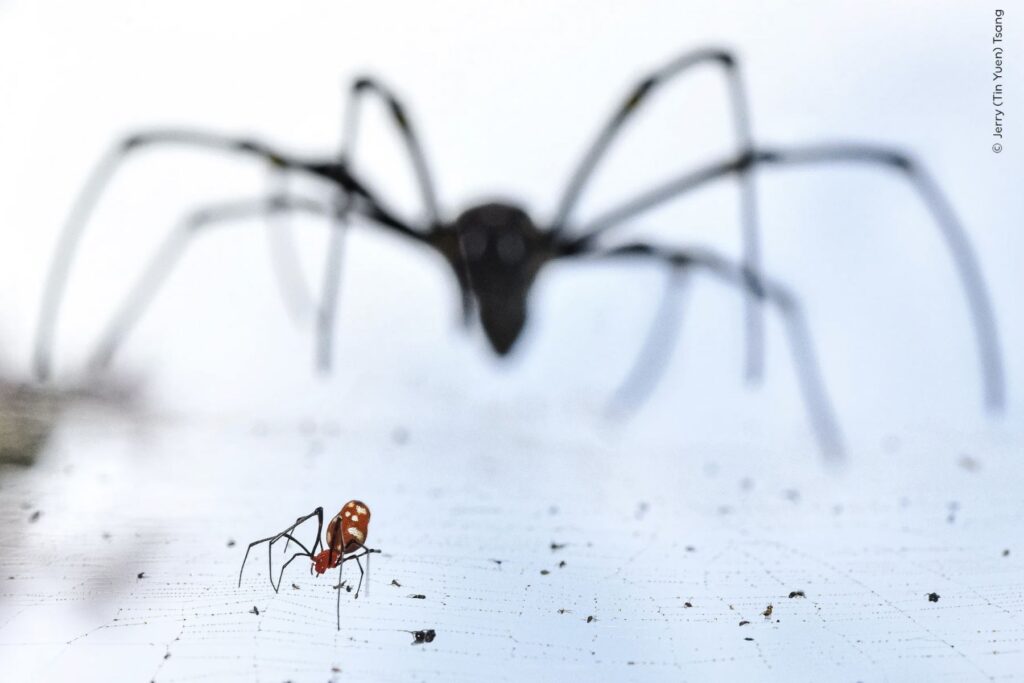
291, 583, 300, 590
558, 560, 567, 568
586, 615, 595, 623
762, 604, 773, 619
226, 539, 236, 548
490, 559, 504, 567
410, 629, 436, 644
250, 606, 260, 615
744, 637, 754, 642
391, 579, 402, 587
684, 602, 693, 608
558, 608, 571, 615
408, 594, 426, 599
540, 570, 550, 576
1002, 549, 1010, 557
550, 542, 567, 551
739, 620, 750, 626
28, 510, 41, 523
137, 572, 146, 580
928, 592, 940, 603
788, 590, 805, 598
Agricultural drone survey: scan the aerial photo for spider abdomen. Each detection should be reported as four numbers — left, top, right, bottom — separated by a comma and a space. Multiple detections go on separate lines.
327, 500, 371, 554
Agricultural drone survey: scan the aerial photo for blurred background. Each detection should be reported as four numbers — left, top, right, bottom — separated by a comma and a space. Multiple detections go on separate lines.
0, 1, 1021, 681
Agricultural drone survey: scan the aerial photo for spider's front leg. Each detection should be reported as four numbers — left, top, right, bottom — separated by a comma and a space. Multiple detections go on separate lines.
238, 506, 324, 591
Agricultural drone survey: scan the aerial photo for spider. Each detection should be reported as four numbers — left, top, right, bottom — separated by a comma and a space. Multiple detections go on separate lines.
33, 47, 1005, 457
238, 500, 380, 630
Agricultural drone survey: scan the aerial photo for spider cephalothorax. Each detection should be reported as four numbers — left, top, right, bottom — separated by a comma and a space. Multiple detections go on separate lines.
34, 47, 1005, 457
450, 202, 554, 354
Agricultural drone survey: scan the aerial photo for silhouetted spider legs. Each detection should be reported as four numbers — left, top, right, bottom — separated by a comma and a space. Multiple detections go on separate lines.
86, 194, 343, 373
315, 76, 449, 371
238, 506, 324, 592
567, 143, 1005, 411
33, 129, 422, 381
554, 47, 765, 381
576, 244, 844, 459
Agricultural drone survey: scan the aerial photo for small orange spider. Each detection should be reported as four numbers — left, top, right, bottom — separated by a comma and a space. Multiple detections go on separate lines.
238, 501, 380, 629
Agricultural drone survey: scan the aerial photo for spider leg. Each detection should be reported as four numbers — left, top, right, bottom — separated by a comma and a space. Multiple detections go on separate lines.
606, 268, 693, 414
272, 551, 315, 593
315, 197, 351, 373
570, 145, 1005, 412
352, 554, 366, 600
342, 77, 441, 226
313, 76, 446, 372
238, 507, 323, 588
85, 195, 336, 373
264, 168, 318, 327
572, 243, 844, 459
266, 533, 316, 593
553, 47, 764, 380
34, 129, 420, 382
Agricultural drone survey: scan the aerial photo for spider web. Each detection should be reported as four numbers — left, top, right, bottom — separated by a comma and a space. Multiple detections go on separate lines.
1, 394, 1022, 683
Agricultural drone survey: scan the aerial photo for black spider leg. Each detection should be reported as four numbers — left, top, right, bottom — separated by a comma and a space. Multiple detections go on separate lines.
85, 195, 336, 372
316, 76, 449, 371
552, 48, 765, 381
33, 129, 421, 381
343, 543, 379, 600
331, 544, 379, 629
606, 267, 693, 414
569, 244, 844, 459
569, 145, 1005, 411
238, 506, 324, 590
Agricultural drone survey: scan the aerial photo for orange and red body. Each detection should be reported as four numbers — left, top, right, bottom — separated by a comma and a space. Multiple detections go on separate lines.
313, 500, 371, 575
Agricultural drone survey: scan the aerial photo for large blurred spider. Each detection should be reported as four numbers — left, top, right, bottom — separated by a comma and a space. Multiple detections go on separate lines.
33, 47, 1004, 457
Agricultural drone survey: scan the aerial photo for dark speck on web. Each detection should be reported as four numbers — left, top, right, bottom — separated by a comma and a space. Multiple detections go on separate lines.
789, 590, 805, 598
684, 602, 693, 608
744, 637, 754, 641
550, 542, 567, 551
540, 570, 550, 575
587, 615, 595, 623
291, 583, 300, 590
137, 572, 146, 579
739, 620, 750, 626
226, 539, 236, 548
250, 606, 259, 615
1002, 549, 1010, 557
391, 579, 401, 587
928, 592, 940, 602
29, 510, 41, 523
409, 594, 426, 599
558, 560, 567, 568
410, 629, 436, 644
